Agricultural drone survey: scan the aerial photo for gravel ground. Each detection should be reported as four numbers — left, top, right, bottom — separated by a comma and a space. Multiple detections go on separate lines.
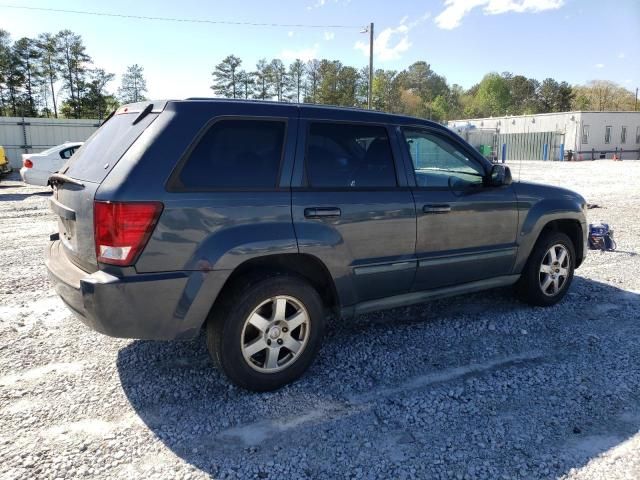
1, 160, 639, 480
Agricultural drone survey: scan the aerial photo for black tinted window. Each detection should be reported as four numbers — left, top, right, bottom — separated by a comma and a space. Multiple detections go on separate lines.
180, 120, 285, 189
65, 113, 157, 183
306, 123, 396, 188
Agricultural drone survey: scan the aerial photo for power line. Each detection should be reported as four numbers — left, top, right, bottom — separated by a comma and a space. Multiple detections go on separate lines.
0, 4, 363, 29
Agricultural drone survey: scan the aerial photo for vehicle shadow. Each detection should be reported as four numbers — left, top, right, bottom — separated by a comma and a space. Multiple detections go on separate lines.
117, 276, 640, 478
0, 191, 51, 201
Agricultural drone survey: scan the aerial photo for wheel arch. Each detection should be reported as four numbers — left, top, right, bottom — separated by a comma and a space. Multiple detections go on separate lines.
516, 217, 584, 273
208, 253, 341, 320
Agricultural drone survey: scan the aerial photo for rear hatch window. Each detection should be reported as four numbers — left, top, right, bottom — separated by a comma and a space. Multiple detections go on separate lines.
63, 108, 158, 183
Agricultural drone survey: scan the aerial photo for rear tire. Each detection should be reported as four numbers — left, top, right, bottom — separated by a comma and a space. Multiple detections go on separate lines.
516, 231, 575, 307
207, 274, 325, 391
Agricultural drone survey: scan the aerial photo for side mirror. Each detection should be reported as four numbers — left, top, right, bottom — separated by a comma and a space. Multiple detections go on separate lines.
489, 164, 512, 187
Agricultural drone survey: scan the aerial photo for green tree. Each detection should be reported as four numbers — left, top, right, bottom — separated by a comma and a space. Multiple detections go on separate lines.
252, 59, 271, 100
268, 59, 287, 102
57, 30, 91, 118
335, 66, 359, 107
236, 70, 254, 99
285, 59, 305, 103
35, 33, 63, 117
211, 54, 242, 98
505, 74, 539, 114
316, 60, 341, 105
474, 73, 511, 116
538, 78, 573, 113
84, 68, 116, 119
118, 64, 147, 104
372, 69, 401, 113
304, 59, 320, 103
0, 30, 17, 116
355, 65, 369, 108
13, 37, 41, 117
571, 80, 634, 111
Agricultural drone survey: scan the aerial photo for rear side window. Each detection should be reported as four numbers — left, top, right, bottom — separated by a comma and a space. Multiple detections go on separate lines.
305, 123, 396, 188
64, 113, 157, 183
178, 120, 285, 189
59, 147, 77, 159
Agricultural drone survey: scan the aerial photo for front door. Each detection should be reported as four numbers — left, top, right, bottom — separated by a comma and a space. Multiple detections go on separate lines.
292, 119, 417, 305
400, 127, 519, 291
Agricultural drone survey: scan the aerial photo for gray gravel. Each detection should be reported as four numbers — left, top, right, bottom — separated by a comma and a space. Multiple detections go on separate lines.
1, 160, 640, 480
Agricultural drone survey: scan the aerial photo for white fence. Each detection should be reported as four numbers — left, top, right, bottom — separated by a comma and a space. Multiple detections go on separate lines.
0, 116, 100, 168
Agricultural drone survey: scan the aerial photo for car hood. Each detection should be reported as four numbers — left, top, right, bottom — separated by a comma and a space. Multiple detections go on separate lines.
515, 180, 587, 208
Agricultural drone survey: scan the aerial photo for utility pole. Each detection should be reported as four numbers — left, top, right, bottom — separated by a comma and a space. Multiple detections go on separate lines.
635, 87, 638, 111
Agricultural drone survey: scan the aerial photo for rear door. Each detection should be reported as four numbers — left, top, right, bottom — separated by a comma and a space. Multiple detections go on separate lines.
400, 126, 519, 291
50, 105, 161, 272
292, 118, 417, 305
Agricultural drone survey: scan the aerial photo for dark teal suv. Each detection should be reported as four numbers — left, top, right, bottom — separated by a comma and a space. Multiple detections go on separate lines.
46, 99, 587, 391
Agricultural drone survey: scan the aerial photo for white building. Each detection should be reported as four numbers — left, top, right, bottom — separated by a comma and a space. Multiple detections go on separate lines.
448, 111, 640, 161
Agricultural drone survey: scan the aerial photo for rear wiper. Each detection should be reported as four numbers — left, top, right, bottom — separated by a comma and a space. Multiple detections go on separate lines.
48, 173, 85, 188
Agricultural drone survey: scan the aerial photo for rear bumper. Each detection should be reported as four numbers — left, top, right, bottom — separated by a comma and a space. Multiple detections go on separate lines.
20, 167, 49, 186
45, 240, 230, 340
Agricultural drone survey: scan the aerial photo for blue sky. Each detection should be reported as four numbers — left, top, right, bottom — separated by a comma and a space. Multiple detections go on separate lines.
1, 0, 638, 99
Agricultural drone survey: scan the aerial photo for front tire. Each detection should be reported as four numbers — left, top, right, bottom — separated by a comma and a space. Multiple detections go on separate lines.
207, 274, 326, 391
516, 231, 576, 307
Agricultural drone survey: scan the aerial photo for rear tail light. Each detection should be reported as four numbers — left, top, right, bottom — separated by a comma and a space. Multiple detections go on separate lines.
23, 158, 33, 168
94, 201, 163, 266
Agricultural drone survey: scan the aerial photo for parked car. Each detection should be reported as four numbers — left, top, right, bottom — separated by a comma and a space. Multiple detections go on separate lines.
20, 142, 83, 186
45, 100, 587, 391
0, 145, 12, 175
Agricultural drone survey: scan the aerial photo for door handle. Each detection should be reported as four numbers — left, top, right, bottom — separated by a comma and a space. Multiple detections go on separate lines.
423, 204, 451, 214
304, 207, 342, 218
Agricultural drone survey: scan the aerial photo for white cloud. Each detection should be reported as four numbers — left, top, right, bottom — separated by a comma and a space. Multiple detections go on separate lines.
307, 0, 351, 10
324, 31, 335, 41
288, 31, 294, 37
354, 12, 430, 62
617, 52, 625, 59
279, 44, 320, 62
594, 63, 604, 68
435, 0, 564, 30
355, 25, 411, 61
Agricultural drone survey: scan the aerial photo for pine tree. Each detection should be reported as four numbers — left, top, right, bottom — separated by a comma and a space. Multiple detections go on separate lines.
57, 30, 91, 118
118, 64, 148, 104
236, 70, 254, 99
211, 55, 242, 98
268, 59, 287, 102
36, 33, 63, 118
252, 59, 271, 100
13, 37, 41, 117
285, 59, 305, 103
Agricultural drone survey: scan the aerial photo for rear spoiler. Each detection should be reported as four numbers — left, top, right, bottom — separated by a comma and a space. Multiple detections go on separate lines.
114, 101, 168, 116
100, 101, 168, 127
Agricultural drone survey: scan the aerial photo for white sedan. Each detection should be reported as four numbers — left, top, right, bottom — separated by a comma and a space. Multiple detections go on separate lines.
20, 142, 83, 186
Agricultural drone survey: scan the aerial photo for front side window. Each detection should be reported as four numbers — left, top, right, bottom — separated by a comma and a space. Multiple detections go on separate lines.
402, 128, 484, 188
605, 126, 612, 144
179, 119, 285, 189
305, 123, 396, 188
581, 125, 590, 144
621, 126, 627, 144
636, 126, 640, 144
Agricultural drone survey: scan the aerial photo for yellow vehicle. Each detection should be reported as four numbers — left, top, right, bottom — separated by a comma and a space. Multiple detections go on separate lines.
0, 145, 12, 174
